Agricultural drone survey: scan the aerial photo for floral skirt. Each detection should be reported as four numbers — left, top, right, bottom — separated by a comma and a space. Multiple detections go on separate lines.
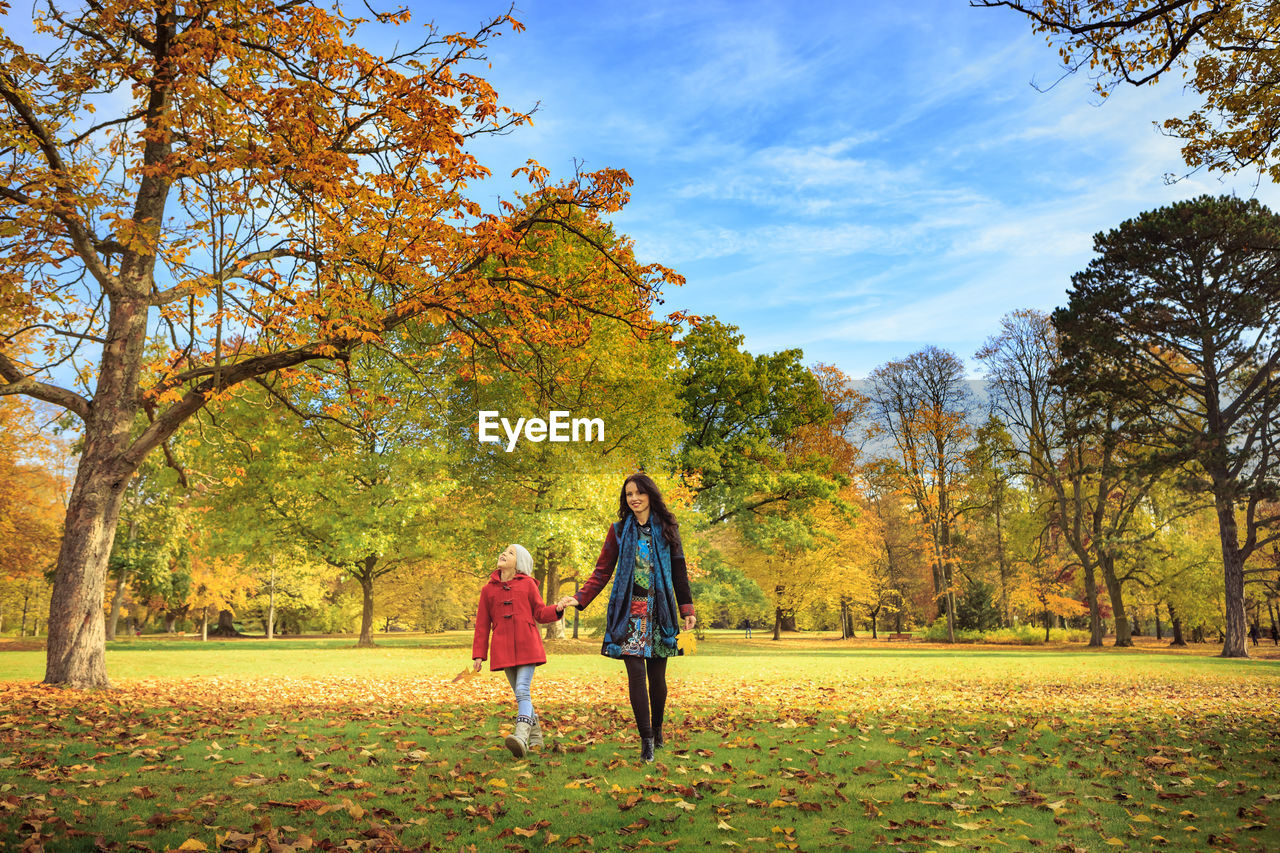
617, 596, 677, 658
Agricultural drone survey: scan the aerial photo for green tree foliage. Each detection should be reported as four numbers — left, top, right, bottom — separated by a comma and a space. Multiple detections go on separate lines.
106, 456, 194, 637
195, 346, 459, 647
1054, 194, 1280, 657
954, 578, 1003, 632
676, 318, 836, 539
687, 549, 771, 630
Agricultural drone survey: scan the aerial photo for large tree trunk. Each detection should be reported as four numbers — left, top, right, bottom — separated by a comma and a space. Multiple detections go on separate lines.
106, 564, 128, 642
1098, 553, 1132, 647
267, 567, 276, 640
45, 286, 157, 687
543, 558, 564, 641
356, 556, 376, 648
1213, 490, 1250, 658
1168, 602, 1186, 647
210, 609, 243, 637
45, 456, 134, 688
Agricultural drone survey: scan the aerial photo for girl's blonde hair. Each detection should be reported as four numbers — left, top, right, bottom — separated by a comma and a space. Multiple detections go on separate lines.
510, 544, 534, 576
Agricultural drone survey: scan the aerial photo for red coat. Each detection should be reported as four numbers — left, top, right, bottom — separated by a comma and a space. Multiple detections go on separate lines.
472, 571, 562, 671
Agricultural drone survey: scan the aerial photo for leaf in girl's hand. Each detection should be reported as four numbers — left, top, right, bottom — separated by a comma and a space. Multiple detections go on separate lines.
677, 632, 696, 655
451, 668, 478, 683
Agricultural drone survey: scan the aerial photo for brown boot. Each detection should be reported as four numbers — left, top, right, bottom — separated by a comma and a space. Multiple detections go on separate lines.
505, 717, 532, 758
528, 714, 544, 749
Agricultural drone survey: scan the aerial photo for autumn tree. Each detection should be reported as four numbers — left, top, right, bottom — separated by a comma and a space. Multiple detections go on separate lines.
858, 462, 929, 635
0, 1, 681, 686
185, 551, 256, 641
976, 0, 1280, 181
978, 311, 1107, 645
1007, 520, 1086, 642
239, 547, 339, 638
443, 215, 685, 641
867, 347, 976, 642
0, 396, 65, 636
0, 449, 62, 637
1054, 195, 1280, 657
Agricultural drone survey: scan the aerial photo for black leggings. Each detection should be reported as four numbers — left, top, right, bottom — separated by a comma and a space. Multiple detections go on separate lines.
623, 656, 668, 739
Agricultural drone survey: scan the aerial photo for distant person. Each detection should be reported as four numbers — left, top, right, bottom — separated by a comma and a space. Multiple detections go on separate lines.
1249, 622, 1260, 646
742, 618, 753, 639
471, 544, 567, 758
558, 473, 696, 762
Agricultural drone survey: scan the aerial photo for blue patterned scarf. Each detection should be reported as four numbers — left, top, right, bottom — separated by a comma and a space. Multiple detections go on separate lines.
604, 514, 680, 655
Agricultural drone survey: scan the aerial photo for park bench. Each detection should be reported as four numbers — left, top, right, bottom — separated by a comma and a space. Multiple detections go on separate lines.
885, 632, 914, 641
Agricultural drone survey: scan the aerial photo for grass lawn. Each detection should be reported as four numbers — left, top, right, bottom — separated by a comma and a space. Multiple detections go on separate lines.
1, 631, 1277, 851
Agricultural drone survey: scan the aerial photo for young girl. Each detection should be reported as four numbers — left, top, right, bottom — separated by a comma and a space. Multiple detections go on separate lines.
472, 543, 566, 757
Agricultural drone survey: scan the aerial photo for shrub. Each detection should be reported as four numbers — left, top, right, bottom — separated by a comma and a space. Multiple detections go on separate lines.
921, 618, 1089, 645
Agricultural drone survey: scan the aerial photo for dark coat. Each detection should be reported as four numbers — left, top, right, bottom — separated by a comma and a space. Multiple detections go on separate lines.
581, 517, 701, 655
576, 521, 697, 635
471, 571, 561, 671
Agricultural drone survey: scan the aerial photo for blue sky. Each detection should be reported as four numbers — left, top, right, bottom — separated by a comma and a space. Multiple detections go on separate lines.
4, 1, 1276, 381
413, 0, 1280, 378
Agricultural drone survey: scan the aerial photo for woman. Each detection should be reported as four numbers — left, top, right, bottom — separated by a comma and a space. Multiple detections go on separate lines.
559, 473, 696, 762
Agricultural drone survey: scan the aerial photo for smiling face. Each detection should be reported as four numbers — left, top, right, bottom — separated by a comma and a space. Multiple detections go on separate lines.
497, 545, 519, 574
625, 480, 650, 521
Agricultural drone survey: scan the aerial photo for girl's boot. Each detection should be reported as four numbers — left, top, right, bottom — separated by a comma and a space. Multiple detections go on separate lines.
505, 716, 532, 758
528, 714, 545, 749
640, 736, 655, 763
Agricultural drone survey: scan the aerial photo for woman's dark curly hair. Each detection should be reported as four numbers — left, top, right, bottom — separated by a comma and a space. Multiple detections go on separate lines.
618, 472, 681, 548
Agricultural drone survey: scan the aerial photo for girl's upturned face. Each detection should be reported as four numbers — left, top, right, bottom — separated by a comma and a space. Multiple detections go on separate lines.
625, 482, 650, 518
497, 545, 519, 572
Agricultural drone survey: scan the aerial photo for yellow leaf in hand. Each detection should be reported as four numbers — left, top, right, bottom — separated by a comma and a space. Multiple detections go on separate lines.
451, 668, 477, 684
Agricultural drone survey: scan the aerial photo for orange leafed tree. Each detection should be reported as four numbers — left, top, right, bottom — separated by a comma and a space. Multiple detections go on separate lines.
0, 397, 66, 637
0, 0, 682, 687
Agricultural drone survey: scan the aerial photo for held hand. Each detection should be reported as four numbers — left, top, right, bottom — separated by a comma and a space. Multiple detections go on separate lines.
684, 614, 696, 632
557, 596, 579, 609
472, 658, 483, 672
